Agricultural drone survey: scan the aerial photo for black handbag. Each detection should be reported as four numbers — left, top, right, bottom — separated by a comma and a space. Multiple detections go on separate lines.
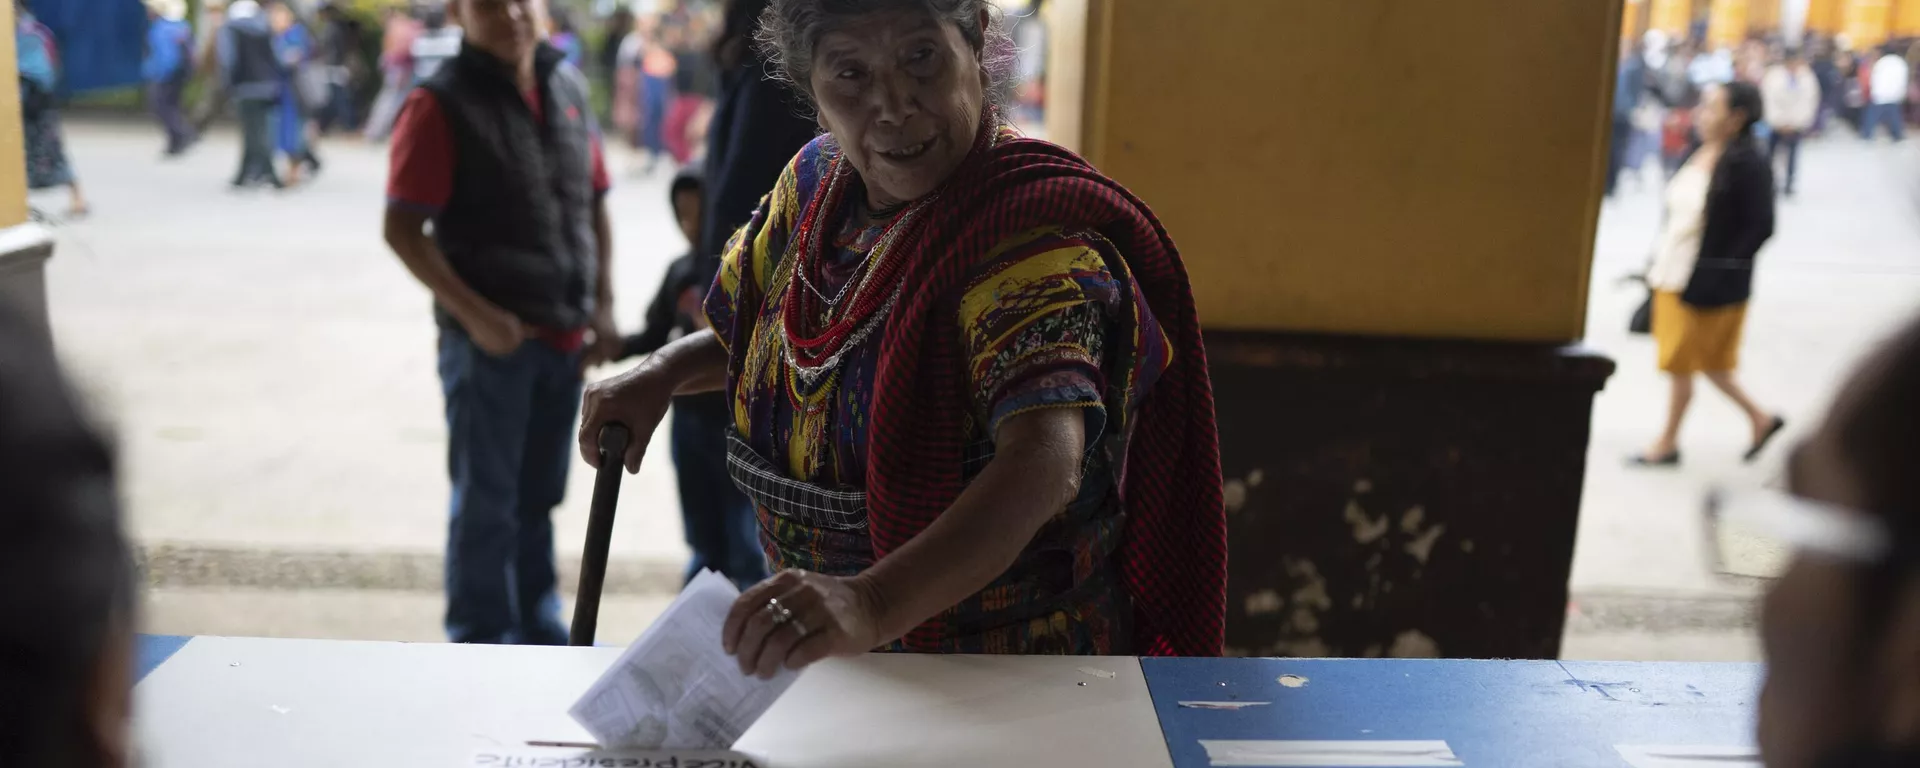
1629, 292, 1653, 335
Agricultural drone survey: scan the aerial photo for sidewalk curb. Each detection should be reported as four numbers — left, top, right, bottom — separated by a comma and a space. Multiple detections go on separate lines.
138, 543, 686, 596
137, 544, 1762, 632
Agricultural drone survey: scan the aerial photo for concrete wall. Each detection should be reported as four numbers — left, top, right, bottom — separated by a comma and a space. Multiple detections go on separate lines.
1053, 0, 1618, 342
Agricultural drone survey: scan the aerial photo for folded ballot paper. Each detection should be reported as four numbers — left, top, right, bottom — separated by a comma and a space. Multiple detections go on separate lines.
570, 570, 798, 750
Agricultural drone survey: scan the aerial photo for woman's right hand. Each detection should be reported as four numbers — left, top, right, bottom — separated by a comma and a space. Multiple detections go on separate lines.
578, 363, 675, 474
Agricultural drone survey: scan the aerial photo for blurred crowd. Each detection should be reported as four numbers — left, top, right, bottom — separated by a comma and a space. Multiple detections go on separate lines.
1611, 29, 1919, 199
10, 0, 1050, 216
365, 0, 728, 174
14, 0, 751, 207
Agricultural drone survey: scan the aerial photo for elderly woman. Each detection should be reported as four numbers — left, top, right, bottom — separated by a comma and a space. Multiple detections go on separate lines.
579, 0, 1224, 676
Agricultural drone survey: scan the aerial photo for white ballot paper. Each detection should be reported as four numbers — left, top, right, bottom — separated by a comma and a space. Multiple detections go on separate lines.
570, 570, 798, 749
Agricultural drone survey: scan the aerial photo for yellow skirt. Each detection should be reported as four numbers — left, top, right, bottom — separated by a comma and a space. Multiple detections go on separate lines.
1653, 290, 1747, 373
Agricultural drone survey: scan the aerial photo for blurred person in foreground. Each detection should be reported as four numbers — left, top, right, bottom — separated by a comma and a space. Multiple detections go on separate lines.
1752, 313, 1920, 768
1632, 82, 1784, 468
1762, 49, 1820, 198
579, 0, 1226, 677
362, 5, 421, 142
219, 0, 286, 189
621, 169, 770, 590
383, 0, 619, 645
1862, 44, 1909, 142
0, 305, 136, 768
142, 0, 197, 157
17, 1, 88, 217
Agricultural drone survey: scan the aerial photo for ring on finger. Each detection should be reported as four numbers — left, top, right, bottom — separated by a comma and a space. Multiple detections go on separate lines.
764, 599, 794, 626
788, 617, 810, 638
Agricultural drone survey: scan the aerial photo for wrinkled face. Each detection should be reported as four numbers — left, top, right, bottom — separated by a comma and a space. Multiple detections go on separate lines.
808, 9, 986, 208
456, 0, 538, 66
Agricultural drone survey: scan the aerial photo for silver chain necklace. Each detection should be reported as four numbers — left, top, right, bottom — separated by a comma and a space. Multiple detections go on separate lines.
780, 159, 940, 384
783, 280, 903, 386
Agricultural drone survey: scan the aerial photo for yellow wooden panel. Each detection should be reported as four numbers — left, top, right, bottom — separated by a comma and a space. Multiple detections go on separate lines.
1808, 0, 1844, 32
1894, 0, 1920, 36
1845, 0, 1893, 46
1042, 0, 1090, 153
1709, 0, 1751, 46
1652, 0, 1694, 32
0, 1, 27, 228
1748, 0, 1781, 32
1624, 0, 1649, 39
1082, 0, 1617, 341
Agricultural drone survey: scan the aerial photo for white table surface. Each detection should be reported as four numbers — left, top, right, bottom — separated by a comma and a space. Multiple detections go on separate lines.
134, 636, 1174, 768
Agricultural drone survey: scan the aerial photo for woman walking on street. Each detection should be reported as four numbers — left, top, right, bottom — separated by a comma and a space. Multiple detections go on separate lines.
1633, 82, 1784, 468
16, 2, 87, 217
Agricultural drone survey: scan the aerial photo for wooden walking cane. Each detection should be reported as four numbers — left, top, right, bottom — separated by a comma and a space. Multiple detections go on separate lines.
569, 422, 630, 647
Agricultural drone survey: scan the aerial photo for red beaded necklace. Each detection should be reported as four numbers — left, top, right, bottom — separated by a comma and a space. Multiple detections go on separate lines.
780, 157, 927, 376
778, 122, 998, 384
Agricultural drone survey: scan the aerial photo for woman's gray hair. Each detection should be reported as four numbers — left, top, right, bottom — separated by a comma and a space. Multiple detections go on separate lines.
754, 0, 1018, 116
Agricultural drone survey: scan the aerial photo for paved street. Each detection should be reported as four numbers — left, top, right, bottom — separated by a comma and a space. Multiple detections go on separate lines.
45, 121, 691, 565
1577, 131, 1920, 599
38, 119, 1920, 658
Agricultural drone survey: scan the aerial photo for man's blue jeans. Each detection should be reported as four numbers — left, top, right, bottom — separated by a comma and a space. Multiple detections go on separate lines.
438, 326, 581, 645
1861, 102, 1907, 142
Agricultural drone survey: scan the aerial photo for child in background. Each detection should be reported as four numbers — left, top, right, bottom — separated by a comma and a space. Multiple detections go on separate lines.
623, 169, 770, 590
0, 305, 136, 768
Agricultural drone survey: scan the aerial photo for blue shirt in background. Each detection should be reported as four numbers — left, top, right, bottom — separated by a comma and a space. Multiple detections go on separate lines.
142, 17, 192, 83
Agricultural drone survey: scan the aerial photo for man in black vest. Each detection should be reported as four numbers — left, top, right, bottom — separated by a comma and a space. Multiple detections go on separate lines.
382, 0, 618, 645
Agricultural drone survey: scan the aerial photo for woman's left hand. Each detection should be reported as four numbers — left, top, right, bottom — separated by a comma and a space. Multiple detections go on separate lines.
723, 569, 885, 679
